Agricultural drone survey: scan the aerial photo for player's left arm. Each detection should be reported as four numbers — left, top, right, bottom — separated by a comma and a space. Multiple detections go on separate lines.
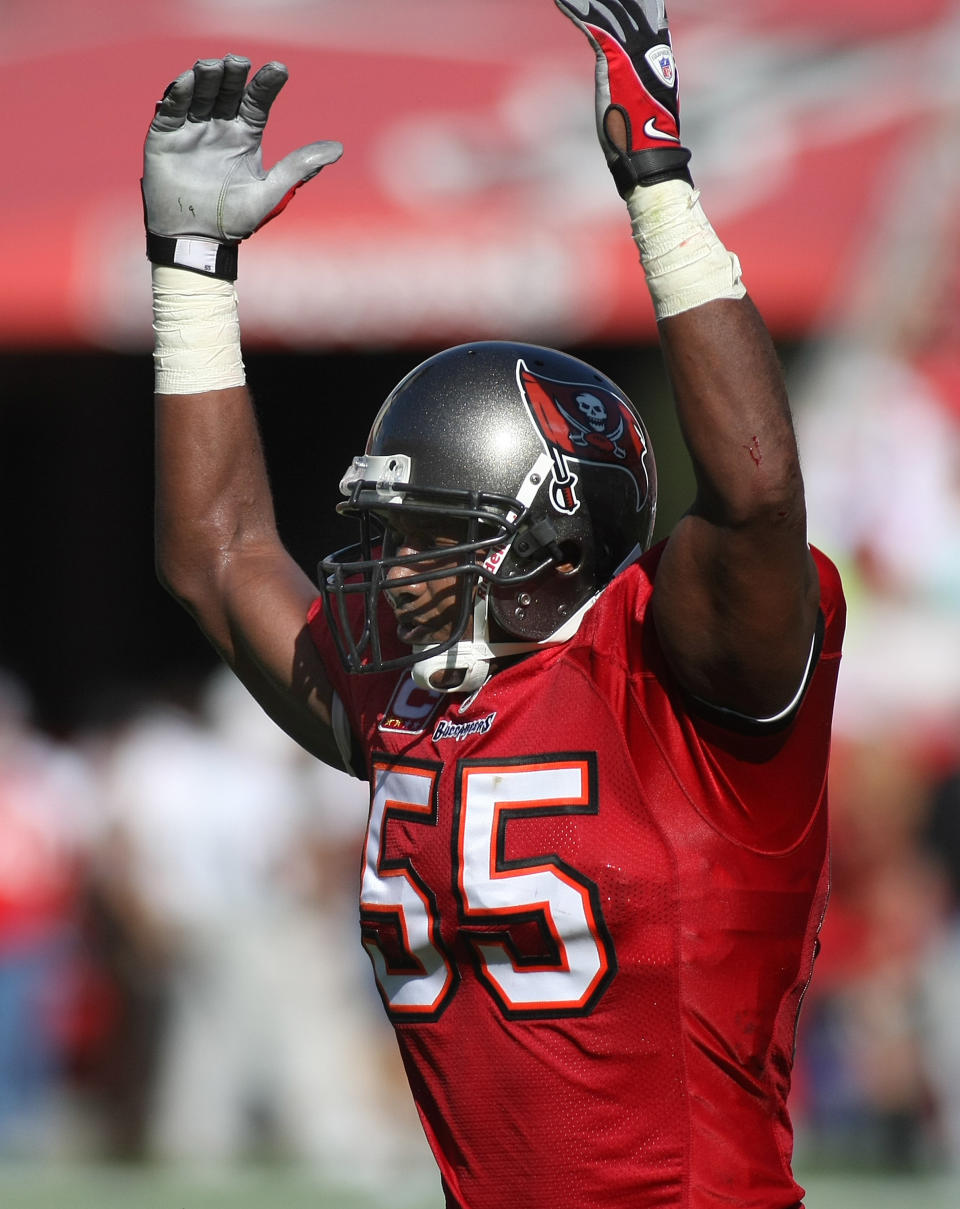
653, 299, 819, 720
556, 0, 819, 719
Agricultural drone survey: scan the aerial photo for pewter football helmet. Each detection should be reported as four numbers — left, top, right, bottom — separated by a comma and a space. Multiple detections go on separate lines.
319, 341, 657, 691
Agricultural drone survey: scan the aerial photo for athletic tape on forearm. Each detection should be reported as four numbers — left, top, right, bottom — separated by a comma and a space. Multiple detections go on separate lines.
152, 265, 246, 395
626, 180, 746, 320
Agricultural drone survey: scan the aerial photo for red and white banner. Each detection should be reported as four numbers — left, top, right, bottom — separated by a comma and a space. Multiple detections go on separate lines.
2, 0, 956, 348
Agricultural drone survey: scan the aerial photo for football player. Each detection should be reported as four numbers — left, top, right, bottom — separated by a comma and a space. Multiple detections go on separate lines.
144, 2, 845, 1206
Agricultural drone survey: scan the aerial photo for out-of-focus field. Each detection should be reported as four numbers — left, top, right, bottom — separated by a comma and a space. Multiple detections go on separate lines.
0, 1164, 958, 1209
0, 1162, 438, 1209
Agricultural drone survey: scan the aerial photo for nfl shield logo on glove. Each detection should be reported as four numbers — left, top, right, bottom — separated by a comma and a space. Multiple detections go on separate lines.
645, 44, 677, 88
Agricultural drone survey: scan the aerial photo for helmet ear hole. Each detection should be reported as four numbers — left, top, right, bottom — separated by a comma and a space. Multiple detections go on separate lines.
555, 540, 583, 575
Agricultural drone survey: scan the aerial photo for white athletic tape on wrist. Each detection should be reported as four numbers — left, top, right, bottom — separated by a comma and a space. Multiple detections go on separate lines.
626, 180, 746, 320
152, 265, 246, 395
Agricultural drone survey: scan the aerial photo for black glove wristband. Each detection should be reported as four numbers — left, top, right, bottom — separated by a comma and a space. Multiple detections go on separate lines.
610, 146, 693, 196
146, 232, 239, 282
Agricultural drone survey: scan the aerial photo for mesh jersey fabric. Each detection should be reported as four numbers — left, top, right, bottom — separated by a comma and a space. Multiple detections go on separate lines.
306, 542, 845, 1209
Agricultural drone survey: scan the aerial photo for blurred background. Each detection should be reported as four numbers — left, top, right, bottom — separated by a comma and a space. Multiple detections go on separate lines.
2, 0, 960, 1205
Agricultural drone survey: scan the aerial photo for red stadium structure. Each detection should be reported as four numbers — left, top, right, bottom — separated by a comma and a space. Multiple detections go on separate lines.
2, 0, 957, 351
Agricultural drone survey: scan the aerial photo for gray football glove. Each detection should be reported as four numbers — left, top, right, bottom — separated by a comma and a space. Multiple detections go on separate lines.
142, 55, 342, 280
555, 0, 691, 194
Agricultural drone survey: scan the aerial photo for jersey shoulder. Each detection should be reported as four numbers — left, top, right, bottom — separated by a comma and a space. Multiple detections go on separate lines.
306, 594, 402, 768
577, 541, 661, 630
810, 544, 845, 658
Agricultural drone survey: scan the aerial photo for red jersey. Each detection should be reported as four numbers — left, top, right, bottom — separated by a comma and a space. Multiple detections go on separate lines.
307, 544, 844, 1209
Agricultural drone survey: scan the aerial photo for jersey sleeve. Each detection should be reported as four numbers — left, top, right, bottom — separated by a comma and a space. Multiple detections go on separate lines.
681, 547, 845, 850
616, 546, 845, 853
305, 595, 370, 780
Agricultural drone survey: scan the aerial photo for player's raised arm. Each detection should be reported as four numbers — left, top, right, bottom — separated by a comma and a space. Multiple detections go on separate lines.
556, 0, 820, 721
143, 56, 351, 767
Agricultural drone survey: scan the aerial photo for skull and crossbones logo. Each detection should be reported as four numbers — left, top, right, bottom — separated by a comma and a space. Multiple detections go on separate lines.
558, 391, 628, 458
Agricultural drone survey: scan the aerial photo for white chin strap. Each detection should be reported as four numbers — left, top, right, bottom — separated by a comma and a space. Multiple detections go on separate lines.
411, 639, 542, 694
411, 583, 601, 695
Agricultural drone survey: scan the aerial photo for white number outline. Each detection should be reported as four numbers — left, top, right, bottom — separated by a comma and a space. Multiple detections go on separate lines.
361, 756, 456, 1020
361, 752, 615, 1023
453, 754, 615, 1018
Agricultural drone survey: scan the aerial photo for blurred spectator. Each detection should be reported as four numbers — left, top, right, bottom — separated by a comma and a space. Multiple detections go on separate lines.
788, 99, 960, 1169
795, 736, 947, 1170
0, 671, 98, 1155
794, 92, 960, 740
81, 668, 425, 1184
798, 344, 960, 739
918, 763, 960, 1171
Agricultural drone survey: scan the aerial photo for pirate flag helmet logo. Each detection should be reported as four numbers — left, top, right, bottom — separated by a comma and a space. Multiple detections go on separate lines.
517, 359, 651, 516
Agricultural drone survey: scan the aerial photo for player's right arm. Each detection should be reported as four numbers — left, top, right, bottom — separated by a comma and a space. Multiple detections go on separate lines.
154, 385, 348, 766
145, 57, 349, 768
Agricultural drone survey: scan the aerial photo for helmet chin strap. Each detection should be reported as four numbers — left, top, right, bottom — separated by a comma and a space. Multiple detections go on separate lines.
411, 588, 535, 694
411, 643, 532, 694
410, 580, 605, 695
